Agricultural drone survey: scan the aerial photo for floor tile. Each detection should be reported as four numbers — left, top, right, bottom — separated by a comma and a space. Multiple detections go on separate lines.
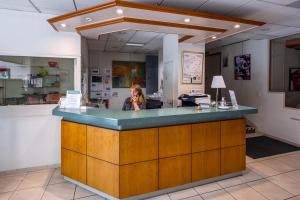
0, 192, 12, 200
10, 187, 45, 200
76, 195, 105, 200
260, 158, 296, 173
74, 186, 95, 199
183, 195, 203, 200
18, 171, 53, 190
239, 170, 263, 183
0, 175, 24, 193
169, 188, 198, 200
246, 156, 255, 163
41, 182, 75, 200
49, 169, 66, 185
247, 162, 281, 177
285, 170, 300, 180
201, 189, 235, 200
147, 194, 170, 200
194, 183, 222, 194
225, 184, 268, 200
288, 196, 300, 200
267, 174, 300, 196
247, 179, 293, 200
217, 176, 243, 188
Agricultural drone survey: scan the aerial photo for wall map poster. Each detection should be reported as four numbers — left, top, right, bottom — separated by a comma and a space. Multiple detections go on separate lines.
182, 51, 204, 84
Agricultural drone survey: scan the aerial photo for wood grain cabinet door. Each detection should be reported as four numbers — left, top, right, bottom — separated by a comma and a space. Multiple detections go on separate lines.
119, 128, 158, 165
61, 149, 86, 184
192, 122, 220, 153
119, 160, 158, 198
159, 125, 191, 158
87, 157, 119, 198
87, 126, 119, 164
192, 150, 220, 181
221, 119, 245, 148
61, 121, 87, 154
159, 155, 191, 189
221, 145, 246, 175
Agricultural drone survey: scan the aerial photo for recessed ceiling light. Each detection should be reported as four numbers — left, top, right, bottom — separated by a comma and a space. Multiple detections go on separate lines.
212, 36, 217, 39
234, 24, 240, 29
126, 43, 144, 47
85, 17, 93, 22
116, 8, 123, 14
60, 23, 67, 28
184, 18, 190, 23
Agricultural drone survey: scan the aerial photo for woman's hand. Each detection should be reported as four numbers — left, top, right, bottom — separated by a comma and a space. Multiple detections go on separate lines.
131, 98, 140, 111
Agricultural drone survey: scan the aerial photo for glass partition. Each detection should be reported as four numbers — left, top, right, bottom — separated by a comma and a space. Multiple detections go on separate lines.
0, 56, 75, 106
270, 34, 300, 109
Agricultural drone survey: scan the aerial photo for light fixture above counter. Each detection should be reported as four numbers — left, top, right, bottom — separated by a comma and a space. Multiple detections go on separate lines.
47, 0, 265, 44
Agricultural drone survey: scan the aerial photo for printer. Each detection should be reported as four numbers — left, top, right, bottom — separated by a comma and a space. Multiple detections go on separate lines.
178, 92, 211, 107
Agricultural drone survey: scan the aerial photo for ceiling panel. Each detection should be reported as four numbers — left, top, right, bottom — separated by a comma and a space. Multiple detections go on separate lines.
98, 34, 109, 41
229, 0, 300, 27
0, 0, 37, 12
108, 30, 136, 43
105, 40, 124, 51
266, 26, 300, 37
246, 24, 288, 35
197, 0, 252, 15
161, 0, 207, 11
123, 0, 162, 5
129, 31, 160, 43
142, 37, 162, 50
87, 39, 106, 51
260, 0, 299, 6
31, 0, 75, 15
74, 0, 109, 10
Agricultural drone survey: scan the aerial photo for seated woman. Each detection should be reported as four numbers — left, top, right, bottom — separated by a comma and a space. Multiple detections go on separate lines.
122, 84, 146, 111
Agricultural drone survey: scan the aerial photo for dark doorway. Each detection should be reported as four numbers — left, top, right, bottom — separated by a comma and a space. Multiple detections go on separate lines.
146, 55, 158, 95
205, 53, 221, 100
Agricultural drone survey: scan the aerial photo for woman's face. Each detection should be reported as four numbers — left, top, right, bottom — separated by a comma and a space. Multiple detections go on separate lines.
130, 88, 137, 97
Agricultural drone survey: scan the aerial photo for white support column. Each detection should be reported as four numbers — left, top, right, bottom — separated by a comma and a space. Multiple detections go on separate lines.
163, 34, 179, 107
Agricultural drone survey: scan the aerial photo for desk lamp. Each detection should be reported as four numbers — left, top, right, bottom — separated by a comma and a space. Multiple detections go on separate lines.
211, 75, 226, 107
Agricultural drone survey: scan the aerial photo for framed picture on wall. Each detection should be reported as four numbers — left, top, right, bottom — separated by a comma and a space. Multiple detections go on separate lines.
289, 68, 300, 91
182, 51, 204, 84
234, 54, 251, 80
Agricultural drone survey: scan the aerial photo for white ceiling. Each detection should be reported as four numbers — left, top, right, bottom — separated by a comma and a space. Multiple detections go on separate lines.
87, 30, 165, 54
1, 0, 300, 51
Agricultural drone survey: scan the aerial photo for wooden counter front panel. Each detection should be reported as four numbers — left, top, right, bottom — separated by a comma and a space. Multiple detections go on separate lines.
61, 149, 86, 184
192, 122, 220, 153
221, 119, 245, 148
119, 160, 158, 198
159, 125, 191, 158
87, 157, 119, 198
221, 145, 246, 175
87, 126, 119, 164
119, 128, 158, 165
159, 155, 191, 189
62, 121, 87, 154
192, 150, 220, 182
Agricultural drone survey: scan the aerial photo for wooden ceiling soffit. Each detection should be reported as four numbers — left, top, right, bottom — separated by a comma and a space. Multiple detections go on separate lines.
179, 35, 194, 43
47, 0, 265, 27
76, 17, 227, 33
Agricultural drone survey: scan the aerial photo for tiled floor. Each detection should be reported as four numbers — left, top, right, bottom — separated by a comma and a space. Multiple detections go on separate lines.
1, 151, 300, 200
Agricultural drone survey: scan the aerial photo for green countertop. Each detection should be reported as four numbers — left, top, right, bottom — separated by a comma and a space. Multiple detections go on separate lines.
52, 106, 257, 130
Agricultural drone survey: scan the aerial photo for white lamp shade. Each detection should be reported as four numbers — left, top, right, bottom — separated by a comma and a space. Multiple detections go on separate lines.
211, 75, 226, 88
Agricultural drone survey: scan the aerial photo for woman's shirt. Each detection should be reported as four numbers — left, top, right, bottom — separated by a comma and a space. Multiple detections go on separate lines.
122, 97, 146, 111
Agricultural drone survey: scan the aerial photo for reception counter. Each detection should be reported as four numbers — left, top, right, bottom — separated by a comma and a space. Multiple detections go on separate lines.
52, 106, 257, 200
